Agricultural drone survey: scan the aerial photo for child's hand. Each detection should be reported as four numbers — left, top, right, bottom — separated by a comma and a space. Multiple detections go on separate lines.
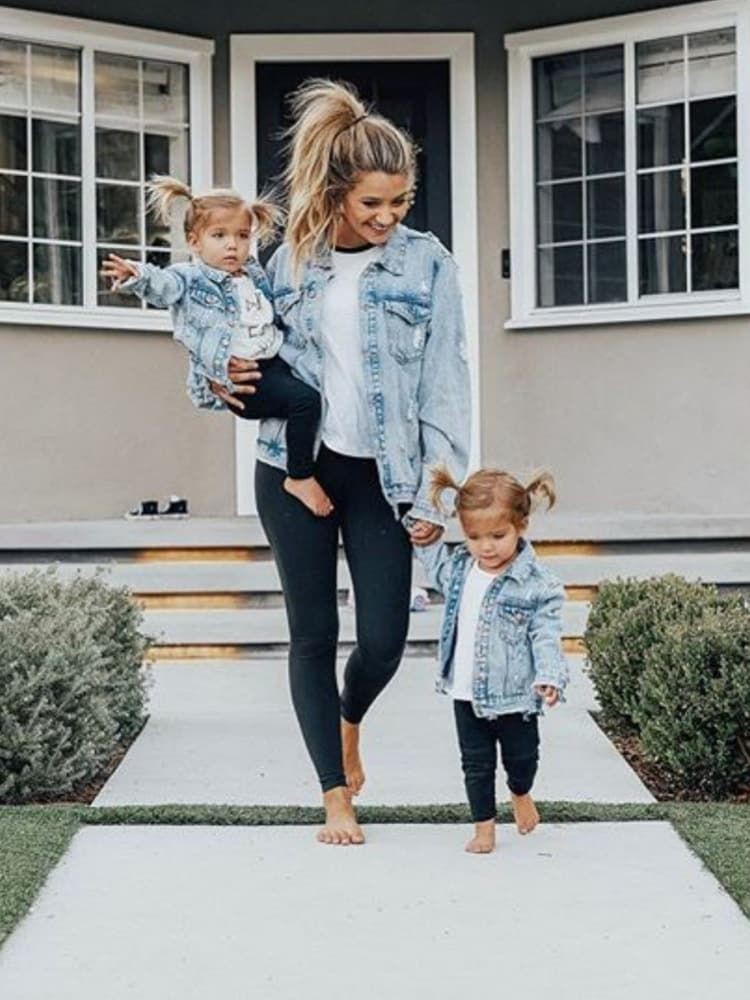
534, 684, 560, 707
101, 253, 139, 287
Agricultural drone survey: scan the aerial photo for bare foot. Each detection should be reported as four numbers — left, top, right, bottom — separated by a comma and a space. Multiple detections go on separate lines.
511, 792, 540, 834
465, 819, 496, 854
341, 719, 366, 796
283, 476, 334, 517
316, 786, 365, 846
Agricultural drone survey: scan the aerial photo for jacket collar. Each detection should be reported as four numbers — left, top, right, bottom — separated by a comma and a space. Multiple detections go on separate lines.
195, 257, 252, 285
309, 224, 408, 276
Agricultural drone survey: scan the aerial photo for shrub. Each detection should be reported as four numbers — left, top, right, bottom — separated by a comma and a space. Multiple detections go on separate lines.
0, 569, 151, 803
637, 606, 750, 797
585, 575, 737, 732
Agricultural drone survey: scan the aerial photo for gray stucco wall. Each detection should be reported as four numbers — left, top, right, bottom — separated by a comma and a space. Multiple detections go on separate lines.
1, 0, 745, 521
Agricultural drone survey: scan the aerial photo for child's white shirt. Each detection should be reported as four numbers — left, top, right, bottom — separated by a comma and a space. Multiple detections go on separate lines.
229, 275, 282, 361
449, 560, 499, 700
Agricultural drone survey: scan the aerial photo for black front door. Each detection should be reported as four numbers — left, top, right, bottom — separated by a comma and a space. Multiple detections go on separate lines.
255, 60, 452, 252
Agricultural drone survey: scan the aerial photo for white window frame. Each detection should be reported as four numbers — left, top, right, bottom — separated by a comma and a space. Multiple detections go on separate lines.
505, 0, 750, 328
0, 5, 213, 330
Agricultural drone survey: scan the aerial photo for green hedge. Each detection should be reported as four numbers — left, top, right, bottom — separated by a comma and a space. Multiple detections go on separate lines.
0, 569, 151, 804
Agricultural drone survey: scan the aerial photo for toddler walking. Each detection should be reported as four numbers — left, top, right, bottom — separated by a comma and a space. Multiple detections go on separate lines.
418, 466, 568, 853
101, 176, 333, 517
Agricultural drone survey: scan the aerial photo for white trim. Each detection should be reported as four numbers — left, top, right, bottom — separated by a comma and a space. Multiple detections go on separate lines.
505, 0, 749, 328
229, 32, 480, 517
0, 5, 213, 329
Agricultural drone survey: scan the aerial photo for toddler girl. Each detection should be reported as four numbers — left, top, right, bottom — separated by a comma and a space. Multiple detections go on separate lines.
101, 176, 333, 517
417, 466, 569, 854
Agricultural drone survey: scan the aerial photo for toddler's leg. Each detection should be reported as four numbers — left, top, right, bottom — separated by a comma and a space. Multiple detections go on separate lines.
498, 713, 540, 835
453, 701, 498, 853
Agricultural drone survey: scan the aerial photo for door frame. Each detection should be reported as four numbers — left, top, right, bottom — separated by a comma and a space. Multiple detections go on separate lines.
230, 32, 480, 515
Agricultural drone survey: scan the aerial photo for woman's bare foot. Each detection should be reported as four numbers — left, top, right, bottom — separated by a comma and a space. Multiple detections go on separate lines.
465, 819, 496, 854
317, 786, 365, 846
283, 476, 334, 517
341, 719, 366, 796
511, 792, 540, 834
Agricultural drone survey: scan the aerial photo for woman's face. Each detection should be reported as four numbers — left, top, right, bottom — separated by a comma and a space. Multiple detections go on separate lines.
335, 171, 413, 248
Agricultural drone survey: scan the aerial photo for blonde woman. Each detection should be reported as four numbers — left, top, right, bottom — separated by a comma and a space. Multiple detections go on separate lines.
211, 79, 471, 845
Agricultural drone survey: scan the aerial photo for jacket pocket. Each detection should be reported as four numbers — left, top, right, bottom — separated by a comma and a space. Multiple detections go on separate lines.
495, 601, 532, 643
383, 298, 430, 364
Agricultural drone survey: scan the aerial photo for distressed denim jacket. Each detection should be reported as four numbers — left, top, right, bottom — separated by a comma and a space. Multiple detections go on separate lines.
251, 224, 471, 524
119, 257, 274, 408
417, 537, 569, 718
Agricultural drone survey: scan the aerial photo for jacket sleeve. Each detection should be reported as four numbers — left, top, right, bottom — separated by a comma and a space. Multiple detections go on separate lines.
408, 252, 471, 527
529, 581, 569, 691
414, 538, 455, 598
118, 262, 188, 308
185, 353, 227, 411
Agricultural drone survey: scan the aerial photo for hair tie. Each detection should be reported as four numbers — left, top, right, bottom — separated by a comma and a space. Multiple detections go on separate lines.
333, 112, 369, 142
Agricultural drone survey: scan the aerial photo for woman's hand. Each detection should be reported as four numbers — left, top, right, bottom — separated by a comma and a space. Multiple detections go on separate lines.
101, 253, 139, 286
534, 684, 560, 707
209, 356, 263, 412
408, 519, 444, 547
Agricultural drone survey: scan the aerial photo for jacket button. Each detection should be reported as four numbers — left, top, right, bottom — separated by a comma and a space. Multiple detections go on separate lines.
308, 288, 317, 298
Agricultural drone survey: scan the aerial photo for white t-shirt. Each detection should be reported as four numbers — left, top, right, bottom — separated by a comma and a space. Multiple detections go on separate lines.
229, 275, 282, 361
449, 561, 499, 701
320, 245, 382, 458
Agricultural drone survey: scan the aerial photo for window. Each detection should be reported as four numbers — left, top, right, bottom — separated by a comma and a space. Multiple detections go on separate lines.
506, 1, 748, 327
0, 7, 212, 329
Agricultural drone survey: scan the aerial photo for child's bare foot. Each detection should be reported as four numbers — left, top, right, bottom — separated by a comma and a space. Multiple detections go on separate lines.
341, 719, 366, 796
317, 786, 365, 846
511, 792, 540, 834
465, 819, 496, 854
283, 476, 334, 517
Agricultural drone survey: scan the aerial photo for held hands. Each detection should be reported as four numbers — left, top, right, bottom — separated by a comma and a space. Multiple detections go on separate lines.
534, 684, 560, 707
408, 520, 444, 547
209, 356, 263, 413
101, 253, 139, 286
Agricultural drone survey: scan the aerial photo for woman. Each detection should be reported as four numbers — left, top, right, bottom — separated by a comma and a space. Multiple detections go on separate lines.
213, 79, 470, 845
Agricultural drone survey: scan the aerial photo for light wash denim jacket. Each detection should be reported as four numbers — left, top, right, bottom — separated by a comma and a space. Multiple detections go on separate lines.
417, 537, 569, 718
252, 224, 471, 525
118, 257, 274, 407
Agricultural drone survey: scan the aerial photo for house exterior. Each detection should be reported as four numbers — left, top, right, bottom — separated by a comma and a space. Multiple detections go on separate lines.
0, 0, 746, 525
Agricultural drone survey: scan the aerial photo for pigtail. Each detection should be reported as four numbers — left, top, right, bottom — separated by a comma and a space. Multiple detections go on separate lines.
525, 470, 556, 513
146, 175, 193, 226
428, 464, 462, 518
249, 197, 285, 248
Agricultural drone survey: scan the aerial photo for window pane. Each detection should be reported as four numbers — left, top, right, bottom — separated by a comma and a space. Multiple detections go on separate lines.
144, 130, 189, 183
96, 128, 139, 180
690, 97, 736, 162
536, 119, 581, 182
583, 46, 623, 112
638, 170, 684, 233
537, 182, 583, 243
586, 112, 624, 175
97, 184, 140, 244
538, 245, 583, 306
588, 241, 626, 303
639, 235, 686, 294
637, 104, 684, 168
97, 247, 141, 307
95, 53, 139, 120
33, 243, 82, 304
689, 28, 735, 99
0, 174, 28, 236
535, 52, 581, 119
587, 177, 625, 238
637, 36, 684, 105
33, 179, 81, 240
691, 163, 737, 228
143, 61, 188, 124
0, 240, 28, 301
0, 115, 27, 170
32, 119, 81, 175
692, 230, 738, 290
0, 40, 27, 110
31, 45, 78, 114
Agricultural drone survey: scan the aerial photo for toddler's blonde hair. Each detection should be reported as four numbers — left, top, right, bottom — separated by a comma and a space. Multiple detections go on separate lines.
281, 78, 418, 273
429, 466, 556, 529
146, 175, 282, 247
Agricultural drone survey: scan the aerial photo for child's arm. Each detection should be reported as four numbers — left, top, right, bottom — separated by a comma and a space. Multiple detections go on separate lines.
529, 581, 569, 702
101, 253, 187, 308
414, 538, 456, 598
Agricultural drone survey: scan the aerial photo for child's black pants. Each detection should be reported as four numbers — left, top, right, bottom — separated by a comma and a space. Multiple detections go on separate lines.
453, 701, 539, 822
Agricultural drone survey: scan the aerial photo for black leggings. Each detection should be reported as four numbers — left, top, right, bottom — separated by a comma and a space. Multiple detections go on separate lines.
453, 701, 540, 822
255, 446, 413, 792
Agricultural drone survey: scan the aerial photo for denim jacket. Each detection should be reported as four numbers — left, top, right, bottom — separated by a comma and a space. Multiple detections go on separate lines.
119, 257, 274, 408
417, 537, 569, 718
252, 224, 471, 525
